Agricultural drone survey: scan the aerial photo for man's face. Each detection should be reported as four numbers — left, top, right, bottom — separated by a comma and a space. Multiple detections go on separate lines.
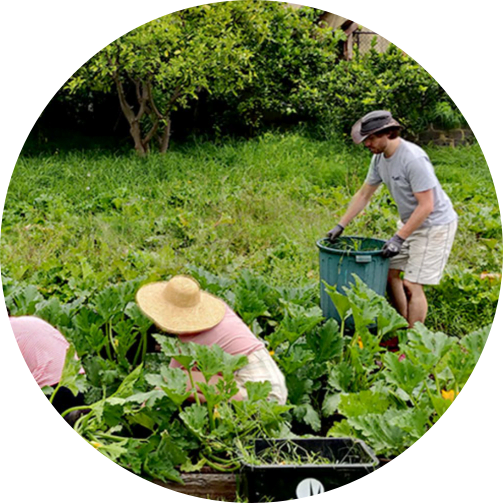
363, 133, 388, 154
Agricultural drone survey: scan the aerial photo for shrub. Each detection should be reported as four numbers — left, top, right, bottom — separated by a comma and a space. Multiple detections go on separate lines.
301, 43, 465, 140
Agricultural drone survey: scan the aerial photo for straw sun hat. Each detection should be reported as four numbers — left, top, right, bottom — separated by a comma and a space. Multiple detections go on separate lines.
136, 275, 226, 334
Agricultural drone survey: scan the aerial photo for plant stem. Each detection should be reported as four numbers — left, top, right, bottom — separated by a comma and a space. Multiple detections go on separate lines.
61, 404, 92, 418
132, 333, 141, 366
186, 368, 201, 406
206, 397, 216, 431
433, 371, 441, 396
49, 382, 62, 404
141, 330, 147, 363
132, 330, 145, 366
202, 455, 239, 472
105, 321, 113, 361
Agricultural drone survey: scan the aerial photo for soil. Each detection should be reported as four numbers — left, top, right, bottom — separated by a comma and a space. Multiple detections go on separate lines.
154, 470, 237, 500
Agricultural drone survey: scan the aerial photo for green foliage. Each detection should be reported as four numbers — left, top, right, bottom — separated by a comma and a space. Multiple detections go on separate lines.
302, 44, 465, 140
2, 130, 500, 482
64, 325, 293, 481
3, 255, 494, 476
63, 2, 344, 153
56, 3, 463, 148
66, 2, 263, 153
208, 3, 344, 133
4, 137, 498, 340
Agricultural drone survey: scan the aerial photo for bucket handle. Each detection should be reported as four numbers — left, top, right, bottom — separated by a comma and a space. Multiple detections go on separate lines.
355, 255, 372, 263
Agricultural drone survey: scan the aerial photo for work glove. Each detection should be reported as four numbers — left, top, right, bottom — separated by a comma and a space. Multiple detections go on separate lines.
327, 224, 345, 243
382, 234, 405, 258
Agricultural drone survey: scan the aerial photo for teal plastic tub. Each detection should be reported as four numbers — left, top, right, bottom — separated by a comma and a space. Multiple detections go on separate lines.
316, 236, 390, 325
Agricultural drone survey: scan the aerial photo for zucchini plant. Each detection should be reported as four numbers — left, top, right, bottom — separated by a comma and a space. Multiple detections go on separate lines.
4, 268, 491, 477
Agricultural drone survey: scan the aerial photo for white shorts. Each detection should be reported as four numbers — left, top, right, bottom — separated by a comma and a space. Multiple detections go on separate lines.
234, 347, 288, 405
389, 219, 457, 285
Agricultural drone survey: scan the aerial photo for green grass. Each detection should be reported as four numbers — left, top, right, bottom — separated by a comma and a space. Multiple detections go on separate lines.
1, 133, 501, 335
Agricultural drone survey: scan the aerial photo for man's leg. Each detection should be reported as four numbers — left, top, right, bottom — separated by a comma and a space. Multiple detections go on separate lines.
387, 268, 408, 319
403, 280, 427, 327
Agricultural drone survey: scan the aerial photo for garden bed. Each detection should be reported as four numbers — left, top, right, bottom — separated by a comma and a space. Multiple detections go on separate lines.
154, 470, 237, 501
4, 271, 491, 491
151, 452, 393, 501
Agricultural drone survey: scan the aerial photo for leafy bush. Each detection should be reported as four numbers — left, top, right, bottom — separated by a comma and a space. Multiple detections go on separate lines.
205, 4, 345, 135
301, 43, 465, 140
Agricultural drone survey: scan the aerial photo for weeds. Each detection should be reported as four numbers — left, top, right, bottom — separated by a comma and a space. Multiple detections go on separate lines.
1, 133, 501, 336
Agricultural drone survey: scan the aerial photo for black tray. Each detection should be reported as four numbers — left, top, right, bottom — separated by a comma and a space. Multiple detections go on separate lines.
238, 437, 379, 501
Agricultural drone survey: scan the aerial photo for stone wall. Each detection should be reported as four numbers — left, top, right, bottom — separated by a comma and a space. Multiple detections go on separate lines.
417, 124, 475, 147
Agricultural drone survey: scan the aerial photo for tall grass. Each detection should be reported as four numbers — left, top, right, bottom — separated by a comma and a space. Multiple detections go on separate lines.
1, 133, 501, 334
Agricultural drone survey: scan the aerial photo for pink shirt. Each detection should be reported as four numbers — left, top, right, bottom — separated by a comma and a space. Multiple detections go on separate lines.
170, 303, 264, 368
10, 316, 75, 388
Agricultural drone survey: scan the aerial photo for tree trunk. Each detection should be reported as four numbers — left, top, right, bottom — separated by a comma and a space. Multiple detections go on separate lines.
130, 120, 147, 156
159, 117, 172, 153
112, 73, 151, 156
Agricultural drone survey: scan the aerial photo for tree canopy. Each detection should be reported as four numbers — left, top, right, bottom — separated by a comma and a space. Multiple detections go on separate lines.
66, 1, 342, 155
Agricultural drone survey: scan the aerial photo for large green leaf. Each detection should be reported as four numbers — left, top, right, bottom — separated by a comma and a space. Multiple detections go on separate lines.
306, 318, 343, 363
277, 344, 315, 375
383, 352, 428, 397
221, 351, 249, 380
112, 364, 144, 399
338, 390, 391, 418
244, 380, 272, 402
460, 325, 491, 362
405, 323, 455, 370
233, 270, 276, 325
180, 404, 209, 439
321, 392, 341, 417
270, 302, 324, 350
348, 411, 409, 457
285, 373, 314, 404
94, 438, 129, 462
293, 402, 321, 432
327, 362, 355, 393
154, 334, 197, 369
143, 431, 186, 484
195, 344, 225, 382
146, 366, 192, 407
377, 308, 408, 337
52, 343, 87, 403
445, 344, 476, 389
323, 282, 351, 322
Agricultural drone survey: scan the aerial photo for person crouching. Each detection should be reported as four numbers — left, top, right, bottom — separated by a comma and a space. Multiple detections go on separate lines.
136, 275, 287, 405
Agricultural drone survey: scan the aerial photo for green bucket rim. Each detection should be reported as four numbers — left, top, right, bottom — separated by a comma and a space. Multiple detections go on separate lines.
316, 236, 387, 256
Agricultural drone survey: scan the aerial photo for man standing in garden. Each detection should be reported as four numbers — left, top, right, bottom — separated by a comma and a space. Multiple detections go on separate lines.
327, 110, 458, 327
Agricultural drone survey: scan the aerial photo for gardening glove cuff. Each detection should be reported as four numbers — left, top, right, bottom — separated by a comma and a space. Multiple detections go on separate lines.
382, 234, 405, 258
327, 224, 345, 242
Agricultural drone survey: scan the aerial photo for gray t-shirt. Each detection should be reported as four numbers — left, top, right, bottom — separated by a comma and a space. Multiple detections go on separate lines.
365, 139, 457, 227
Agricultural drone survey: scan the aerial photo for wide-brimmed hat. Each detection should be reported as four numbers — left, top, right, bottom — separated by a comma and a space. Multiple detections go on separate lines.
351, 110, 401, 144
136, 275, 226, 334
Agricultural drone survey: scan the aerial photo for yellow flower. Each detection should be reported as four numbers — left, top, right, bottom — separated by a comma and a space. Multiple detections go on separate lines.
480, 272, 501, 281
90, 441, 102, 449
269, 349, 275, 356
213, 406, 220, 419
357, 337, 363, 349
441, 389, 455, 401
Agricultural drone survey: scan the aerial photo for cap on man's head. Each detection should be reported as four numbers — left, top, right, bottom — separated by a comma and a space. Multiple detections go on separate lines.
351, 110, 401, 144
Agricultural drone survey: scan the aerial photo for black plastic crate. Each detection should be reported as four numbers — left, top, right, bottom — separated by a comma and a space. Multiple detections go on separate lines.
238, 437, 378, 501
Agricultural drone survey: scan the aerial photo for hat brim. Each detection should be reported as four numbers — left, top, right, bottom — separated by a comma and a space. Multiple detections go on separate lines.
351, 118, 402, 144
136, 282, 226, 334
